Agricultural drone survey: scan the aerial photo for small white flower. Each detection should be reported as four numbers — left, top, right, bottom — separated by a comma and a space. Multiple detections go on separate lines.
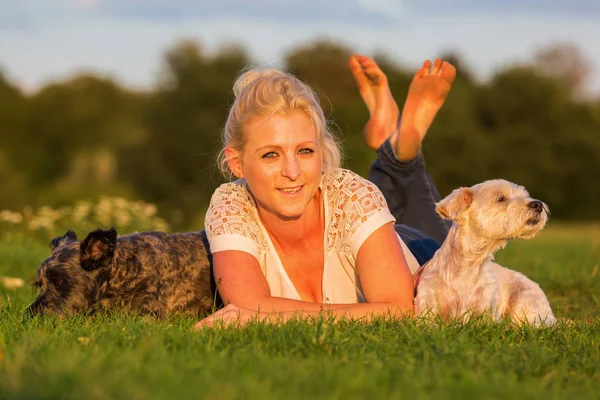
113, 197, 129, 209
1, 276, 25, 290
72, 202, 91, 222
38, 206, 61, 222
95, 197, 114, 226
0, 210, 23, 224
143, 204, 157, 218
28, 216, 55, 231
114, 209, 131, 227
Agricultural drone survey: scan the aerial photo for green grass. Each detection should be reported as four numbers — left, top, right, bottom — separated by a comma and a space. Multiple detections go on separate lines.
1, 224, 599, 399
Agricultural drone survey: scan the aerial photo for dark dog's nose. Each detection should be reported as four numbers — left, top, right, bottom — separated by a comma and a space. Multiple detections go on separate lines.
24, 298, 43, 318
25, 304, 39, 317
24, 305, 38, 319
529, 200, 543, 213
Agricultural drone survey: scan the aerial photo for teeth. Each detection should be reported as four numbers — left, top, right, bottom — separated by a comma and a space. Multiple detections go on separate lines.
279, 187, 301, 193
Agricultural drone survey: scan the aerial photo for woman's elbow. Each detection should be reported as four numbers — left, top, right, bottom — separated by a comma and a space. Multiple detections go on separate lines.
223, 294, 273, 312
386, 297, 415, 317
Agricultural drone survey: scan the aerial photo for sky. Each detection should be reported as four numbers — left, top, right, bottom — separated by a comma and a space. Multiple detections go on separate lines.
2, 0, 600, 94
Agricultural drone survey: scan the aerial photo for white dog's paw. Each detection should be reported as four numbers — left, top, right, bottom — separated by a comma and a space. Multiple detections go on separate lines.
511, 309, 557, 327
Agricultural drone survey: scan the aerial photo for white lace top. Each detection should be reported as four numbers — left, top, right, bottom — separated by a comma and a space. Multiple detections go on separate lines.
204, 168, 420, 304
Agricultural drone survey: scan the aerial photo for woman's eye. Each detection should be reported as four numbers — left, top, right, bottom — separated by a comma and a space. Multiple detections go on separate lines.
261, 152, 277, 159
496, 195, 506, 202
299, 148, 314, 155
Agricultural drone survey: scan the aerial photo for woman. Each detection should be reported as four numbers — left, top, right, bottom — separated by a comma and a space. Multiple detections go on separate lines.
194, 56, 456, 328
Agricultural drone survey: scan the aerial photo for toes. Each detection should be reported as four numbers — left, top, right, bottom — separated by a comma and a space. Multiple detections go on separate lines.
432, 58, 443, 74
440, 61, 457, 84
361, 60, 387, 86
348, 54, 362, 72
349, 54, 377, 112
358, 55, 376, 68
348, 55, 372, 91
416, 60, 432, 77
348, 55, 364, 75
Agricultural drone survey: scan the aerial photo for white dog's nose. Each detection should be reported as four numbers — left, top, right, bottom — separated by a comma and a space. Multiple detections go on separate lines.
528, 201, 543, 213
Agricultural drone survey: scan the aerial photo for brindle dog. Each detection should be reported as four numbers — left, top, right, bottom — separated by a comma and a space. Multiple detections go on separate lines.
27, 228, 219, 317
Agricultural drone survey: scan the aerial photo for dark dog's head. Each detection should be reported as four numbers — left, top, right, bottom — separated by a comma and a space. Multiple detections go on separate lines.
27, 227, 118, 317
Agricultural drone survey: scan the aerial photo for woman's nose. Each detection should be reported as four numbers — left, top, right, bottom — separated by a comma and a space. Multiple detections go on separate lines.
282, 156, 301, 180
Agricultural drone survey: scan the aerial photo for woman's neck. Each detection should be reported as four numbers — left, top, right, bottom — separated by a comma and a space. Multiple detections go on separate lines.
257, 190, 324, 249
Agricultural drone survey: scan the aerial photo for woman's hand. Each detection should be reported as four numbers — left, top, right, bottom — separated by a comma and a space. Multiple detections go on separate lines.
193, 304, 260, 329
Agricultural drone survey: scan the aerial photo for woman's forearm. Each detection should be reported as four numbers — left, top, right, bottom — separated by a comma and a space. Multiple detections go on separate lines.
248, 296, 413, 322
195, 296, 414, 329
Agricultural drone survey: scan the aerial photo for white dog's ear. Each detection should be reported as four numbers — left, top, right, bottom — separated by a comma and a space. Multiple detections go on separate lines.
436, 187, 473, 221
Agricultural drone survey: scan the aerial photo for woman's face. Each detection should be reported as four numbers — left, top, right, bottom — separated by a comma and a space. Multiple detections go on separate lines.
228, 111, 324, 221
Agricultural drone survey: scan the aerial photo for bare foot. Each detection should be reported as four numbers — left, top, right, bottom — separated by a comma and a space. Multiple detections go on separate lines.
391, 59, 456, 161
348, 55, 399, 150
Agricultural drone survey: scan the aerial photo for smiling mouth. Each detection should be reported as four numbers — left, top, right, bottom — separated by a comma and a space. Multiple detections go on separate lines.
278, 186, 303, 194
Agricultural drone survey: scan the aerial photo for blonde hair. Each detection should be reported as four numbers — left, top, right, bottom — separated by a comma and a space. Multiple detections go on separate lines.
217, 67, 342, 179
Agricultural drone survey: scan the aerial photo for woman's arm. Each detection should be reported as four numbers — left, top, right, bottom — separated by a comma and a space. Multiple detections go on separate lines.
195, 222, 414, 328
355, 221, 415, 310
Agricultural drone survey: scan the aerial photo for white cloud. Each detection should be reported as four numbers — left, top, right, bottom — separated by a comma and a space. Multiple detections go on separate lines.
1, 2, 599, 94
73, 0, 100, 9
357, 0, 406, 19
403, 0, 600, 17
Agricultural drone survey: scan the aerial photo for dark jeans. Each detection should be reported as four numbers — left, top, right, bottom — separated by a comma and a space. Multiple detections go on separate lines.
367, 139, 451, 265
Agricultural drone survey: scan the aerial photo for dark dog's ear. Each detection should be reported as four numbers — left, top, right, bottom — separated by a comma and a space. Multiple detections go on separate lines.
80, 227, 117, 271
50, 230, 78, 251
436, 187, 473, 221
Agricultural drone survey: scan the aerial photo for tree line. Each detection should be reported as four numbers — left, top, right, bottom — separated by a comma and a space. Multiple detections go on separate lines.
1, 39, 598, 230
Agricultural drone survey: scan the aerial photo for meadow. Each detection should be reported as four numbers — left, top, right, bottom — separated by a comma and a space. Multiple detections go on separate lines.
0, 222, 599, 399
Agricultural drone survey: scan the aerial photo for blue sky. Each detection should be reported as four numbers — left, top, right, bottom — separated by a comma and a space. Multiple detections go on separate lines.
2, 0, 599, 93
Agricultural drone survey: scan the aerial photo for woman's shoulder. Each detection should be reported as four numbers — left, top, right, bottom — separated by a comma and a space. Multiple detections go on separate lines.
325, 167, 363, 184
210, 179, 254, 206
323, 168, 392, 253
205, 180, 269, 251
324, 168, 385, 207
206, 180, 257, 233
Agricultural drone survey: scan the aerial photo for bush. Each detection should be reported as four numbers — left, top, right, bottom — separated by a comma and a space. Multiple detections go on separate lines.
0, 197, 170, 243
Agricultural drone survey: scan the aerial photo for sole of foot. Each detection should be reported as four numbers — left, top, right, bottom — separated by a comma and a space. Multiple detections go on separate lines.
348, 54, 400, 151
391, 58, 456, 161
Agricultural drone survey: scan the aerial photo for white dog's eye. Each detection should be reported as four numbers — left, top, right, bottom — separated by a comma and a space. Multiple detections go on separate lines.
496, 195, 506, 202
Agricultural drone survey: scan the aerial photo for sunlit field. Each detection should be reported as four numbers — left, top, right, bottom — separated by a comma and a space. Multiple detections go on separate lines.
1, 223, 599, 399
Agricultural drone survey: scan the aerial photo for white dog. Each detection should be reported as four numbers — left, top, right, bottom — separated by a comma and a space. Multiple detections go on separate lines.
414, 179, 556, 326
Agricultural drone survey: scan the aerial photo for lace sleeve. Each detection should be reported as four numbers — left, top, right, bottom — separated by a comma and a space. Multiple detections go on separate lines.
327, 170, 395, 258
204, 181, 268, 259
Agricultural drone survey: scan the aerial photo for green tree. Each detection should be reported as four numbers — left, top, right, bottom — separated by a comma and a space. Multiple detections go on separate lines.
475, 66, 598, 215
1, 40, 599, 222
122, 40, 250, 228
16, 74, 143, 205
0, 70, 29, 209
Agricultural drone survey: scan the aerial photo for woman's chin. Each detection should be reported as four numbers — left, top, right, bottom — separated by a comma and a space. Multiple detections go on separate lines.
274, 208, 305, 221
